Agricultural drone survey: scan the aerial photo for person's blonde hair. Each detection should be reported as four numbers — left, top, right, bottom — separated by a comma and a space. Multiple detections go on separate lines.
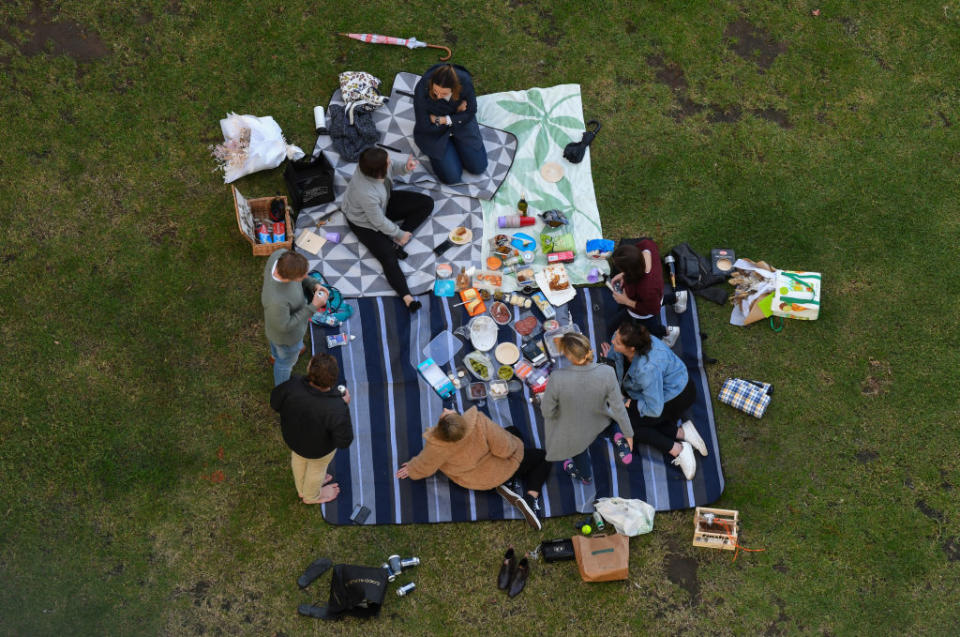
558, 333, 593, 365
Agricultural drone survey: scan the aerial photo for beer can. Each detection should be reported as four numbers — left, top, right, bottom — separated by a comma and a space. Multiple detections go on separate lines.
396, 582, 416, 597
272, 221, 286, 243
257, 223, 272, 244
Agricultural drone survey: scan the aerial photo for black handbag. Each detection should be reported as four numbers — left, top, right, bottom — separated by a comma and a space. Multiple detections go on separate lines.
298, 563, 389, 620
539, 538, 575, 562
284, 151, 335, 214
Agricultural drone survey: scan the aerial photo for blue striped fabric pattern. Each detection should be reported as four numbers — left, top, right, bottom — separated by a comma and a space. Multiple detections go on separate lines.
310, 288, 724, 525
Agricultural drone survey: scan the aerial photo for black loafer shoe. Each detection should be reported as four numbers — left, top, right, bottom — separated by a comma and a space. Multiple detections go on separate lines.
497, 547, 515, 590
394, 245, 409, 260
508, 557, 529, 598
297, 557, 332, 588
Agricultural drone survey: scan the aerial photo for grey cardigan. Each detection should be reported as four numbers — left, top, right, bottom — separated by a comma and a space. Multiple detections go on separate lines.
261, 250, 314, 346
540, 362, 633, 461
340, 158, 412, 240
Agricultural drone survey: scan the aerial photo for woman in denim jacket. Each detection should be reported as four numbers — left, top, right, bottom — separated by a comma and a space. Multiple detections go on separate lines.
600, 321, 708, 480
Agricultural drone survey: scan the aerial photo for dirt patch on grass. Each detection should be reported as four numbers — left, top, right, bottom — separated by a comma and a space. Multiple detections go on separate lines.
855, 450, 878, 464
915, 499, 944, 522
664, 553, 700, 604
441, 25, 459, 45
724, 18, 787, 71
647, 54, 790, 128
0, 0, 109, 64
861, 358, 892, 396
943, 536, 960, 561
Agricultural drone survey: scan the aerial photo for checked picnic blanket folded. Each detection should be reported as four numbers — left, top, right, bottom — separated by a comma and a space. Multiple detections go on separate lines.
718, 378, 773, 418
310, 288, 724, 525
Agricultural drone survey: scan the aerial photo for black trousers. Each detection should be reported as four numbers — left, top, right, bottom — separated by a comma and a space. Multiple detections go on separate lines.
505, 426, 551, 494
627, 376, 696, 454
346, 190, 433, 297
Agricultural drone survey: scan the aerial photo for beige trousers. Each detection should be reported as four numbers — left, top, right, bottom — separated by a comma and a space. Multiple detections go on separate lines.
291, 449, 336, 501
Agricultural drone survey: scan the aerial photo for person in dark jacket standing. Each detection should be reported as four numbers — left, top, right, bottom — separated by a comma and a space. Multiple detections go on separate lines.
413, 63, 488, 184
271, 353, 354, 504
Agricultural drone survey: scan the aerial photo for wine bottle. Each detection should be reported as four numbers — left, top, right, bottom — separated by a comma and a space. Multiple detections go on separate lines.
517, 193, 528, 216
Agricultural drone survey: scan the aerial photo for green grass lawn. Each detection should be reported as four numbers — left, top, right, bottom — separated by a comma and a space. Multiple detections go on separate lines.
1, 0, 959, 634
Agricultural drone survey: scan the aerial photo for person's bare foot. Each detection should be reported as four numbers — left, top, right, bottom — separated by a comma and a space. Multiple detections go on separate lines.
303, 483, 340, 504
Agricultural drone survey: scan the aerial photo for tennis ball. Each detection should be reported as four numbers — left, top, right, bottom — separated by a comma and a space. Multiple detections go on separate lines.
581, 524, 592, 535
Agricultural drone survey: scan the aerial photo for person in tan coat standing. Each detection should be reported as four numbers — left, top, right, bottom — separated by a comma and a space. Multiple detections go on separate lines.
396, 407, 550, 529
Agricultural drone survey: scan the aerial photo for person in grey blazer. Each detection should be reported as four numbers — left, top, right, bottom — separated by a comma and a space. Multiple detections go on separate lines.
540, 333, 633, 484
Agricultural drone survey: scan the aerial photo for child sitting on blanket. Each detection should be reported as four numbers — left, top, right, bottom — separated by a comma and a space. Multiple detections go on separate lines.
303, 271, 353, 328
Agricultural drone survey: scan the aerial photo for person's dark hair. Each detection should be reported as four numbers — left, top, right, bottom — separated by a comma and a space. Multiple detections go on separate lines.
358, 147, 388, 179
617, 320, 652, 357
276, 251, 309, 280
429, 65, 461, 101
610, 244, 648, 284
307, 353, 339, 388
435, 411, 467, 442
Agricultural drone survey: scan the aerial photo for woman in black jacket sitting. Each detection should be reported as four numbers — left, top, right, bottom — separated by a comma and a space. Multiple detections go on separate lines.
413, 63, 488, 184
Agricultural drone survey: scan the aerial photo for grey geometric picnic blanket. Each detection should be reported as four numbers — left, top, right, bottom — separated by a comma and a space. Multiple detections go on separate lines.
293, 72, 517, 297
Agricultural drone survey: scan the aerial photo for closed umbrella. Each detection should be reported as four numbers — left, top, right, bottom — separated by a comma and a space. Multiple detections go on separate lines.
336, 32, 452, 61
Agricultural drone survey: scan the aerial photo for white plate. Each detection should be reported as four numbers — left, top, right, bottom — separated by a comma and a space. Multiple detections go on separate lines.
534, 264, 576, 307
449, 227, 473, 245
468, 315, 498, 351
494, 342, 520, 365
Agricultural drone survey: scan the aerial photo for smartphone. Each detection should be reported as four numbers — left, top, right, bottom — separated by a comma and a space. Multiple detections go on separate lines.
350, 504, 371, 525
433, 238, 455, 256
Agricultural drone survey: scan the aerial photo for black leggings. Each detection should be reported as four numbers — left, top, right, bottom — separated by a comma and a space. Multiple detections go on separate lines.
347, 190, 433, 297
627, 377, 696, 454
505, 426, 551, 495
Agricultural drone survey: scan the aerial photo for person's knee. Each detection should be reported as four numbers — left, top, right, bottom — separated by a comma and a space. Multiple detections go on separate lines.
462, 152, 488, 175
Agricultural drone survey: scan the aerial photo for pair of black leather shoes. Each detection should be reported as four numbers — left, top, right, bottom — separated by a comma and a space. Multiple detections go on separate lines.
496, 548, 529, 598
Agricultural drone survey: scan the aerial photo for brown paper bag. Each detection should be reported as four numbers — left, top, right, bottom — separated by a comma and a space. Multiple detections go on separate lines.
572, 534, 629, 582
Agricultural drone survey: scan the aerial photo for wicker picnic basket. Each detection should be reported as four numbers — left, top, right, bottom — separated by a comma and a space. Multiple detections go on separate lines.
232, 186, 294, 256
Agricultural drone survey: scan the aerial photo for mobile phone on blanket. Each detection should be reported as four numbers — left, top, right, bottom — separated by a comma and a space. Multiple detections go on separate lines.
433, 238, 455, 256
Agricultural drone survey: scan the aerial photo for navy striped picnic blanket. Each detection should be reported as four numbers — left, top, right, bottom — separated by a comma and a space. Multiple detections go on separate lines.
310, 288, 724, 525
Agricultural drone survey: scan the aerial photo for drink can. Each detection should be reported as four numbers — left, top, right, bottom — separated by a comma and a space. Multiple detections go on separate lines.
272, 221, 286, 243
257, 223, 272, 244
396, 582, 416, 597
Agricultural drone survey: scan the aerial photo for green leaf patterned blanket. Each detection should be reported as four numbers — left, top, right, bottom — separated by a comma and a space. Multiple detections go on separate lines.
477, 85, 610, 285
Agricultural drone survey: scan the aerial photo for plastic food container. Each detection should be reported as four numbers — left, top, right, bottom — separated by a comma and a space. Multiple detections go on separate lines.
495, 342, 520, 365
468, 382, 488, 400
489, 301, 512, 325
544, 322, 582, 358
468, 315, 498, 351
488, 380, 509, 400
497, 365, 514, 380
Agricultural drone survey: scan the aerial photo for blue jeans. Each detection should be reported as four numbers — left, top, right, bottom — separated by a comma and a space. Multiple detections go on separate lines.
428, 136, 488, 184
270, 340, 303, 386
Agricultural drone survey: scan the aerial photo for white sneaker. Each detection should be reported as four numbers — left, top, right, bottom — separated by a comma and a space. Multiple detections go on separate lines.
673, 290, 688, 314
671, 441, 697, 480
681, 420, 708, 456
662, 325, 680, 348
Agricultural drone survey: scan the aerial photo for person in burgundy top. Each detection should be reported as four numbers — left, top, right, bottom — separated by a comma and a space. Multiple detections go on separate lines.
607, 239, 687, 347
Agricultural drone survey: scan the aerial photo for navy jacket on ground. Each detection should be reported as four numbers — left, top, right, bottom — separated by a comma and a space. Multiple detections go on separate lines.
413, 64, 484, 159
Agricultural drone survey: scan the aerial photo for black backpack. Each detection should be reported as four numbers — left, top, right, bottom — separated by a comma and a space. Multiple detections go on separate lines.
670, 242, 728, 304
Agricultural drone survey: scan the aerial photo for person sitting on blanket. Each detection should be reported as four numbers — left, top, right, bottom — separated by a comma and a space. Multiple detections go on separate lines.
395, 407, 550, 530
271, 353, 354, 505
413, 63, 488, 184
540, 333, 633, 486
599, 321, 708, 481
607, 239, 688, 348
341, 147, 434, 311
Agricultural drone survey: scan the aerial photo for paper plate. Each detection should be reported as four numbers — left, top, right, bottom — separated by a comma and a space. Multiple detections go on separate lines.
534, 264, 577, 307
449, 227, 473, 245
494, 342, 520, 365
540, 162, 564, 183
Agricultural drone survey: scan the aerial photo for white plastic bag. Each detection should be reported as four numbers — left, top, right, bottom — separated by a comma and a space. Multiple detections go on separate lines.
212, 112, 304, 183
594, 497, 655, 537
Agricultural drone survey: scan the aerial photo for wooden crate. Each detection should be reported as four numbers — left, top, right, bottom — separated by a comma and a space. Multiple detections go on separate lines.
692, 507, 739, 551
232, 186, 294, 256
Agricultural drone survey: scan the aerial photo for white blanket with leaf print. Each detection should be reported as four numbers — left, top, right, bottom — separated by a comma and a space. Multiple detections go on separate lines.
476, 85, 609, 285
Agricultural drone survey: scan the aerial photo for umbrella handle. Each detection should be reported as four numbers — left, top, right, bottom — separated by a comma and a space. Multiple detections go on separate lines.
426, 43, 452, 61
